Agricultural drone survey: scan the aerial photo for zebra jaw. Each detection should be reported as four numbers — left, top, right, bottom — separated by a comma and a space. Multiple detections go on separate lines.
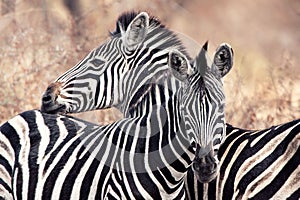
41, 82, 67, 114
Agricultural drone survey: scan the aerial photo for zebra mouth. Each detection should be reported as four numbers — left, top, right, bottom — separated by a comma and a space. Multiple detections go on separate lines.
41, 100, 67, 114
192, 160, 218, 183
195, 171, 217, 183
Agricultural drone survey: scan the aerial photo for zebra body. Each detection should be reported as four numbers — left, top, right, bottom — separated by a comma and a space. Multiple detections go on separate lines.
1, 112, 299, 199
219, 121, 299, 199
0, 110, 189, 199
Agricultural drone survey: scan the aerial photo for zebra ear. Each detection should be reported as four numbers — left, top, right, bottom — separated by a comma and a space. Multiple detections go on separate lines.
124, 12, 149, 50
168, 50, 193, 81
195, 41, 209, 76
212, 43, 234, 77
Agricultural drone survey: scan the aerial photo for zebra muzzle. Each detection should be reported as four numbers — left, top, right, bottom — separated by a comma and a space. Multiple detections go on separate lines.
41, 82, 67, 114
192, 143, 218, 183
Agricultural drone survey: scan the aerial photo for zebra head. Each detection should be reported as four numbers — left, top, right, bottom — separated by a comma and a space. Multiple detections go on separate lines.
41, 11, 187, 114
168, 42, 234, 183
41, 12, 149, 114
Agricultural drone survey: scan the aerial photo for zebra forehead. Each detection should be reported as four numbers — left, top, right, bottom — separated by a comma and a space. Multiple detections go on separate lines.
190, 72, 223, 93
203, 71, 223, 87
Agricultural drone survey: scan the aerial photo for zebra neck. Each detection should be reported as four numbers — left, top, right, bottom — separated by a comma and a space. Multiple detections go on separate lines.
89, 104, 194, 178
123, 71, 181, 116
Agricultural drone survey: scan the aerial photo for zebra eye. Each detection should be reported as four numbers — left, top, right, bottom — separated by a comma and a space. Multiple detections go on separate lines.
219, 104, 225, 112
90, 59, 105, 68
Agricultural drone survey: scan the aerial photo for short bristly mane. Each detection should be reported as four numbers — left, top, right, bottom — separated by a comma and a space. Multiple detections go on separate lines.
111, 11, 164, 36
111, 11, 190, 60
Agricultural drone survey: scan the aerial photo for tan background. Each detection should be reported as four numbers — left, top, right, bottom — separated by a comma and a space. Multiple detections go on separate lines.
0, 0, 299, 129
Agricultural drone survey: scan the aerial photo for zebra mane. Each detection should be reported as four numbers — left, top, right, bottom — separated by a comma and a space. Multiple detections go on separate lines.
111, 11, 190, 60
111, 11, 164, 37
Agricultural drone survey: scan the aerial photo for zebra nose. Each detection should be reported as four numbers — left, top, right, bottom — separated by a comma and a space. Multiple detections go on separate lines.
192, 149, 218, 183
41, 82, 66, 114
42, 92, 54, 105
192, 161, 216, 175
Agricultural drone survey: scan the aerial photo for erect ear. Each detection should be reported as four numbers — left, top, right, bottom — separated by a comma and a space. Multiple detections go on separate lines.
123, 12, 149, 50
168, 50, 193, 81
194, 41, 209, 76
212, 43, 234, 77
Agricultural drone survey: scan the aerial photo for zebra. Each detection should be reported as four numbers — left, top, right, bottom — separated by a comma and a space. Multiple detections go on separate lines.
0, 42, 231, 199
41, 10, 233, 182
41, 11, 193, 116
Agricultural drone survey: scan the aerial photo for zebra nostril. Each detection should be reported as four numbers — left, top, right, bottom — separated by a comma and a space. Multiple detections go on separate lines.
42, 82, 63, 105
42, 94, 53, 103
192, 162, 200, 172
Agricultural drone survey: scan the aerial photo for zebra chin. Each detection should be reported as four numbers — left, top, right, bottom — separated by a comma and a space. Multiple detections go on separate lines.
192, 165, 218, 183
41, 101, 67, 114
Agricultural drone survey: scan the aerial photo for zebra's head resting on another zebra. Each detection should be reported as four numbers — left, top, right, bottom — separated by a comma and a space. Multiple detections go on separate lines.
168, 42, 234, 183
41, 11, 188, 114
40, 10, 234, 182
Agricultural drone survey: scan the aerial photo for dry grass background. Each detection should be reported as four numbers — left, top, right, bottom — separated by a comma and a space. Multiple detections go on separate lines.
0, 0, 299, 129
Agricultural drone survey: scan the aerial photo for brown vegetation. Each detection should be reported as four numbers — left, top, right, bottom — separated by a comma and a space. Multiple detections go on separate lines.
0, 0, 299, 129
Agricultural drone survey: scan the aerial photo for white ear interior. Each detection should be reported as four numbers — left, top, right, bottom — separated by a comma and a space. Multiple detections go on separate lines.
212, 43, 233, 77
168, 50, 192, 81
123, 12, 149, 50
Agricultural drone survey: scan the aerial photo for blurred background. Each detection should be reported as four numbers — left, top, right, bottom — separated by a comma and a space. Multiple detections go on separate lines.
0, 0, 299, 129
